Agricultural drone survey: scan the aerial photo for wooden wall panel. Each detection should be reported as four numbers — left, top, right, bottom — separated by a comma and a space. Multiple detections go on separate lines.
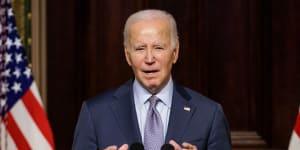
271, 0, 300, 147
47, 0, 78, 149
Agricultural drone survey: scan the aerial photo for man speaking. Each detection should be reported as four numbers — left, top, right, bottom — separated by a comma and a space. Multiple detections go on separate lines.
72, 9, 232, 150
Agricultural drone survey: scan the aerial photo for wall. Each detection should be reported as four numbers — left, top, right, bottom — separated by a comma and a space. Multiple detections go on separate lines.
47, 0, 300, 149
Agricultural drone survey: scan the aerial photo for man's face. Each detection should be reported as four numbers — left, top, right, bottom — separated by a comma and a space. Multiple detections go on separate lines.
125, 19, 179, 94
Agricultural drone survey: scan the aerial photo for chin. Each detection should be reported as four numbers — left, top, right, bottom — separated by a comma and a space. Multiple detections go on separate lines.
142, 82, 158, 93
147, 86, 160, 94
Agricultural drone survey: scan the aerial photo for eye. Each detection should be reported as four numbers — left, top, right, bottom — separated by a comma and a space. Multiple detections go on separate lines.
135, 47, 145, 51
155, 46, 164, 50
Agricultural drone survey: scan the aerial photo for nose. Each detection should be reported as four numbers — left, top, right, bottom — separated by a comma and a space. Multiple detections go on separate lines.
145, 49, 155, 65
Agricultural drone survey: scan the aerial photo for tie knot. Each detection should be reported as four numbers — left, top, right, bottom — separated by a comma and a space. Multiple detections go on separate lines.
148, 95, 159, 108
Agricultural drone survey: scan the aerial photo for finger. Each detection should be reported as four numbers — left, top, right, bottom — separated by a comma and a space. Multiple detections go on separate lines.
182, 142, 197, 150
169, 140, 182, 150
118, 144, 129, 150
104, 145, 118, 150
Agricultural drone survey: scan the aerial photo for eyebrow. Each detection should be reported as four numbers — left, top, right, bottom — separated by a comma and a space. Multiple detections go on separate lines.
134, 44, 146, 48
133, 41, 167, 48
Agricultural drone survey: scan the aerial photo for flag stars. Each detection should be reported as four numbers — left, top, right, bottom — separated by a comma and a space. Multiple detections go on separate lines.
0, 98, 7, 107
8, 8, 14, 17
1, 69, 11, 77
24, 67, 31, 78
1, 81, 9, 94
6, 23, 13, 33
6, 38, 13, 49
13, 67, 21, 78
14, 38, 22, 49
15, 53, 23, 64
5, 53, 12, 64
11, 82, 22, 94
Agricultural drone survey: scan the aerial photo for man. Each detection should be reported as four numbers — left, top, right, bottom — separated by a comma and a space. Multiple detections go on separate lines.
72, 9, 231, 150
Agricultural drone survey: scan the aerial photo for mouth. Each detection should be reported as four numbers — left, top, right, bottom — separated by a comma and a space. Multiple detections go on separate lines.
142, 69, 159, 74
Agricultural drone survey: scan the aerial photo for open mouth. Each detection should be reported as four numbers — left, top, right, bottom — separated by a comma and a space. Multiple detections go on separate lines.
143, 70, 159, 74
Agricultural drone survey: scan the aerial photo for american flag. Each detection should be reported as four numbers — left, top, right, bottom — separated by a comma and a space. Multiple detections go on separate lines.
0, 0, 55, 149
289, 106, 300, 150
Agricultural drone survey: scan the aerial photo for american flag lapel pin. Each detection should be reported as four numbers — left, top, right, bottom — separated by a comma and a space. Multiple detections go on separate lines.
184, 106, 191, 112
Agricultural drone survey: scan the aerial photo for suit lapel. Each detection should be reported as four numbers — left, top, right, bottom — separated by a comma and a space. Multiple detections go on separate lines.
110, 80, 142, 144
165, 83, 196, 143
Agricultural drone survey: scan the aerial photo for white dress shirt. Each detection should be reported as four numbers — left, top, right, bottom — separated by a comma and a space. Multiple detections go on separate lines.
133, 77, 173, 142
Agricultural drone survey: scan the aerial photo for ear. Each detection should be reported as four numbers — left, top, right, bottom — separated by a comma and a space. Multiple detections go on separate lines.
124, 48, 132, 66
172, 40, 179, 64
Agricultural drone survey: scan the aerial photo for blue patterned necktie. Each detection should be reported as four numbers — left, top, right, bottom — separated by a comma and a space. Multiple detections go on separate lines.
144, 95, 164, 150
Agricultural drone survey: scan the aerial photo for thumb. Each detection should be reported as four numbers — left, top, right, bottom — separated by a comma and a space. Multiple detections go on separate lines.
118, 144, 129, 150
169, 140, 181, 150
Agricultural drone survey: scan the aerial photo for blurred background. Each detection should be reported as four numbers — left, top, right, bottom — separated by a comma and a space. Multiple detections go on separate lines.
16, 0, 300, 149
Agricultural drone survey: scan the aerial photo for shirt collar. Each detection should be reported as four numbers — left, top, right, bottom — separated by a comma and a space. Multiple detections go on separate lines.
133, 77, 173, 108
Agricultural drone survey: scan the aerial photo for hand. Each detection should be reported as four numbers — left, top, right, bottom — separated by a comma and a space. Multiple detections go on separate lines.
169, 140, 197, 150
104, 144, 128, 150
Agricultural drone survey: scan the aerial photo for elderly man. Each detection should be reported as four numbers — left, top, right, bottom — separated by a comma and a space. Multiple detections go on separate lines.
72, 9, 231, 150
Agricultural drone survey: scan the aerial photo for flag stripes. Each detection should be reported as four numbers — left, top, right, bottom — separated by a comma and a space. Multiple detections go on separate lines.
294, 111, 300, 137
9, 87, 53, 150
6, 113, 31, 150
288, 106, 300, 150
4, 131, 17, 150
22, 84, 55, 149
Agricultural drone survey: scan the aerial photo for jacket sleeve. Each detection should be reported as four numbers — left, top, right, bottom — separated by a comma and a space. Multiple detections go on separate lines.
72, 102, 98, 150
207, 104, 232, 150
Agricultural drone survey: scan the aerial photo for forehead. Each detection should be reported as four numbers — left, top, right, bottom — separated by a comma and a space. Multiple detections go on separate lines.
128, 19, 171, 44
129, 18, 170, 35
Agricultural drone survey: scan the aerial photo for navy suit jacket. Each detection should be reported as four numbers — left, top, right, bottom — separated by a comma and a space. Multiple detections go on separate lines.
72, 80, 232, 150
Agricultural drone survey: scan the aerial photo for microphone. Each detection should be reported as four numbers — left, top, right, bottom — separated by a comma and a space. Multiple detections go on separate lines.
161, 144, 174, 150
129, 142, 144, 150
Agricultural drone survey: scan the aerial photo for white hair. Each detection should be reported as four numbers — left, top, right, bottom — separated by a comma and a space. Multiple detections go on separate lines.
123, 9, 179, 49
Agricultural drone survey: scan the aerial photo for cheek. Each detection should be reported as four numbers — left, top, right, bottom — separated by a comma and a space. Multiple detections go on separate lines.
130, 58, 141, 67
165, 56, 175, 67
130, 57, 144, 70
